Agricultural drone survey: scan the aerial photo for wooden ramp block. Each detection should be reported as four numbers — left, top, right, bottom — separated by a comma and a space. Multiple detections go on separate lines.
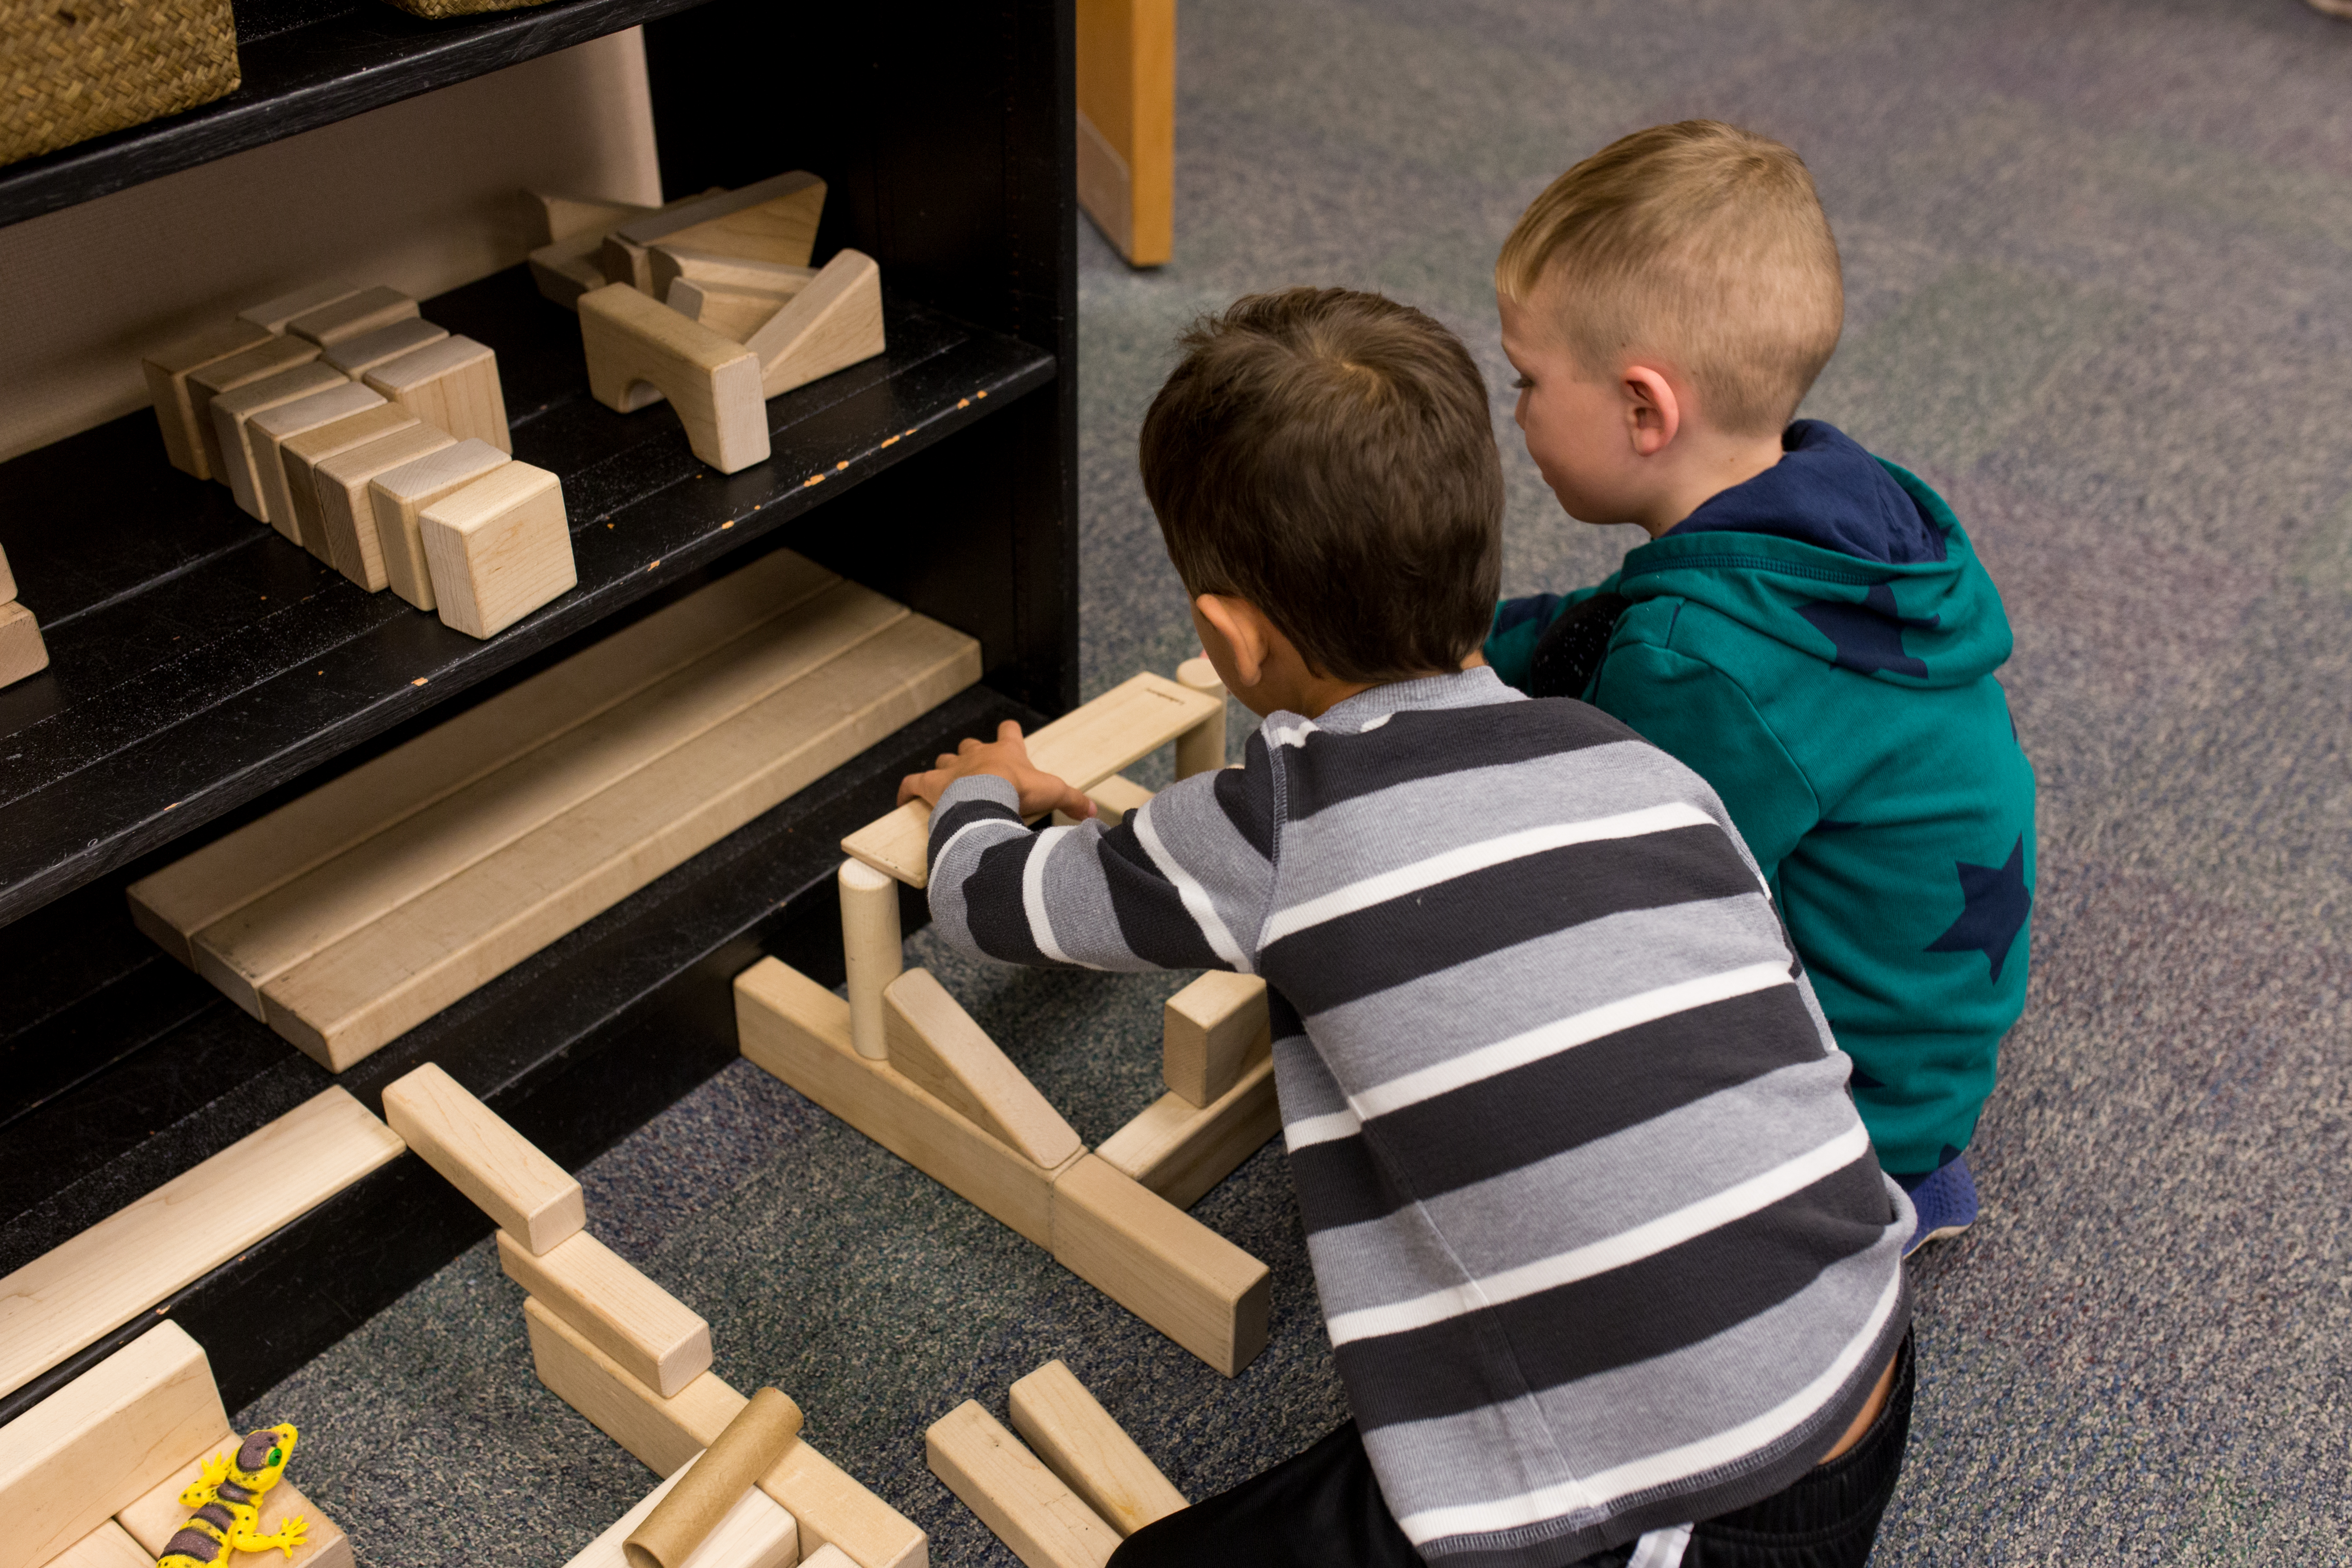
1050, 1155, 1270, 1378
578, 284, 770, 476
1173, 657, 1226, 779
0, 602, 49, 689
238, 281, 358, 334
840, 858, 903, 1062
1096, 1055, 1278, 1211
667, 279, 791, 343
43, 1519, 153, 1568
281, 403, 419, 564
382, 1062, 583, 1253
314, 423, 456, 592
882, 969, 1082, 1169
118, 1435, 352, 1568
559, 1451, 797, 1568
0, 1323, 226, 1568
1162, 971, 1270, 1108
249, 382, 388, 545
926, 1401, 1117, 1568
420, 461, 576, 638
743, 248, 885, 398
368, 438, 511, 611
736, 961, 1074, 1248
609, 171, 826, 280
199, 351, 337, 512
142, 318, 274, 479
0, 1091, 402, 1400
287, 285, 417, 347
364, 334, 511, 453
498, 1230, 711, 1398
651, 246, 814, 302
321, 316, 449, 378
1006, 1361, 1185, 1537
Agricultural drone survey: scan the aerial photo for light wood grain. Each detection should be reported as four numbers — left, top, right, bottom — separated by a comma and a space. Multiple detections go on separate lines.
201, 355, 340, 523
1160, 971, 1269, 1108
367, 437, 510, 610
0, 602, 49, 689
578, 284, 769, 475
839, 858, 903, 1062
0, 1092, 402, 1401
286, 286, 417, 347
237, 281, 358, 334
420, 461, 575, 638
559, 1452, 797, 1568
1172, 657, 1225, 779
741, 248, 884, 398
320, 316, 448, 379
529, 192, 654, 250
650, 246, 813, 304
498, 1230, 711, 1398
313, 423, 456, 591
843, 671, 1221, 887
609, 172, 826, 279
1050, 1155, 1270, 1378
381, 1062, 583, 1253
42, 1519, 154, 1568
1006, 1361, 1185, 1537
0, 1324, 224, 1568
666, 280, 791, 343
925, 1402, 1117, 1568
1085, 774, 1153, 828
0, 541, 13, 603
118, 1437, 352, 1568
1095, 1055, 1278, 1211
281, 403, 418, 563
364, 334, 510, 453
736, 961, 1076, 1249
142, 318, 273, 480
249, 382, 387, 544
882, 970, 1082, 1169
535, 231, 627, 311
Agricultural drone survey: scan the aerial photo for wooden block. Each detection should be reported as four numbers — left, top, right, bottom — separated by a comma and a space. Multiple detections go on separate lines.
0, 1091, 402, 1400
1074, 0, 1175, 267
1051, 774, 1152, 831
650, 245, 815, 303
839, 858, 903, 1062
0, 602, 49, 689
42, 1519, 153, 1568
190, 339, 331, 490
142, 318, 274, 479
208, 362, 354, 534
313, 423, 457, 592
259, 615, 979, 1070
756, 1440, 927, 1568
127, 549, 839, 967
498, 1231, 710, 1398
529, 191, 655, 249
1096, 1055, 1278, 1211
666, 279, 791, 343
578, 284, 770, 475
607, 172, 826, 281
280, 403, 419, 563
364, 334, 511, 453
1050, 1155, 1270, 1378
0, 1323, 225, 1568
286, 285, 418, 347
367, 438, 511, 611
381, 1061, 583, 1253
742, 248, 885, 398
843, 671, 1222, 888
925, 1401, 1117, 1568
1173, 657, 1226, 779
320, 316, 449, 378
420, 461, 576, 638
736, 961, 1076, 1249
881, 970, 1082, 1169
0, 541, 12, 603
117, 1441, 352, 1568
237, 281, 359, 334
1006, 1361, 1185, 1537
800, 1550, 857, 1568
535, 231, 627, 311
559, 1452, 797, 1568
1161, 971, 1269, 1108
249, 382, 388, 544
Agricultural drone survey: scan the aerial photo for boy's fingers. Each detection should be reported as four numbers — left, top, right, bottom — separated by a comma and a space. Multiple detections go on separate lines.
896, 772, 927, 806
996, 720, 1027, 744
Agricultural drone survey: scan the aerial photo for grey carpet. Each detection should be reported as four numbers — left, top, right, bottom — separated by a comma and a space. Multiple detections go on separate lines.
243, 1, 2352, 1562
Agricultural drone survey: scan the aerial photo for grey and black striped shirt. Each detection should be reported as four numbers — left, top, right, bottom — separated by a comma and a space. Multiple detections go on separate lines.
927, 667, 1912, 1566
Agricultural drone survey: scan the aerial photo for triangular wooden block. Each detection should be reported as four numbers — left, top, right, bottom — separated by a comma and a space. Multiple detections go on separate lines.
882, 968, 1081, 1168
745, 248, 885, 397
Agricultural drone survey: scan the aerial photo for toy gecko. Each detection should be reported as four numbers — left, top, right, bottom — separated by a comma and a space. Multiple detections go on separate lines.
158, 1422, 310, 1566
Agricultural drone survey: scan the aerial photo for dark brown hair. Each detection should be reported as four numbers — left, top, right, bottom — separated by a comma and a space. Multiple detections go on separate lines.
1138, 288, 1503, 685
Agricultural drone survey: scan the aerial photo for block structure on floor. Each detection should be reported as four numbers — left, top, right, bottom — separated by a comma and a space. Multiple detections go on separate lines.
117, 1434, 353, 1568
419, 460, 576, 638
1160, 971, 1270, 1108
926, 1401, 1118, 1568
1006, 1361, 1185, 1537
558, 1451, 797, 1568
882, 968, 1083, 1168
381, 1062, 585, 1254
497, 1230, 711, 1398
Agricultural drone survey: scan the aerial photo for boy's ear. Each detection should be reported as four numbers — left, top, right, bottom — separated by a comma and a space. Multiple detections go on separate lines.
1622, 365, 1681, 457
1194, 594, 1269, 689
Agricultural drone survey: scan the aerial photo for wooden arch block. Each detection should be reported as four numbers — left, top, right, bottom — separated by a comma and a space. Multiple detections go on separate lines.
578, 284, 770, 475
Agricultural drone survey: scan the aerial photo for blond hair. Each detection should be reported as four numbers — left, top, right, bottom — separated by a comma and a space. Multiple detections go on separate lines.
1498, 121, 1843, 436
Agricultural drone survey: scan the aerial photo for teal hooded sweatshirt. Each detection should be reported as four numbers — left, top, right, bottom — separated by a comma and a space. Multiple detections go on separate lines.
1485, 421, 2036, 1177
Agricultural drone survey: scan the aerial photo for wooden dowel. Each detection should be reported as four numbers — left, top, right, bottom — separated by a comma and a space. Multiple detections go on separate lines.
1173, 657, 1226, 780
839, 858, 902, 1061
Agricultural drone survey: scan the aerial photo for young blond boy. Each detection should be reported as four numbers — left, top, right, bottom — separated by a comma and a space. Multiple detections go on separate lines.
1483, 122, 2038, 1252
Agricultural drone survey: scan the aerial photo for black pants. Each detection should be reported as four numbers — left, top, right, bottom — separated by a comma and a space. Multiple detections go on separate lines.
1109, 1334, 1914, 1568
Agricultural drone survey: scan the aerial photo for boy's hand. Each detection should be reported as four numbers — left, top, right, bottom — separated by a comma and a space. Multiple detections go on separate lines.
897, 720, 1096, 821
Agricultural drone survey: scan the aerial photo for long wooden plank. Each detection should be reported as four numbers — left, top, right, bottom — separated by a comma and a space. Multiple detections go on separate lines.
262, 614, 980, 1070
129, 550, 841, 966
0, 1091, 404, 1400
1093, 1054, 1279, 1211
842, 672, 1221, 888
117, 1434, 353, 1568
925, 1401, 1117, 1568
559, 1451, 798, 1568
1050, 1156, 1269, 1379
882, 969, 1082, 1168
498, 1230, 711, 1398
1006, 1361, 1184, 1538
382, 1062, 586, 1254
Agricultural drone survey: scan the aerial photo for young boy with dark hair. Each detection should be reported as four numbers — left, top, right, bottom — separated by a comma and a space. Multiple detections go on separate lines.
1483, 122, 2038, 1251
900, 287, 1915, 1568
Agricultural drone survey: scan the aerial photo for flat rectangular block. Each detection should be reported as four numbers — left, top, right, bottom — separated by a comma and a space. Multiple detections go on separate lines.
287, 285, 417, 347
142, 319, 274, 479
281, 403, 418, 564
1095, 1055, 1279, 1211
381, 1062, 583, 1253
364, 334, 510, 453
249, 382, 387, 544
926, 1401, 1117, 1568
117, 1436, 352, 1568
419, 461, 575, 638
882, 968, 1082, 1169
321, 316, 449, 378
0, 602, 49, 689
558, 1451, 796, 1568
313, 423, 456, 591
192, 340, 331, 494
238, 281, 359, 334
497, 1230, 711, 1398
1163, 971, 1270, 1108
1050, 1154, 1270, 1378
1007, 1361, 1185, 1537
368, 437, 511, 610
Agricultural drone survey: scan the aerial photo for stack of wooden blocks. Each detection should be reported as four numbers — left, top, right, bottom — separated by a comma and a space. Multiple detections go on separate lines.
140, 280, 576, 640
523, 174, 887, 476
0, 542, 47, 690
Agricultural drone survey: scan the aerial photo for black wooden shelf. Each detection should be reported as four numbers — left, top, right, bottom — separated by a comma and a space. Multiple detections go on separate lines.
0, 264, 1055, 929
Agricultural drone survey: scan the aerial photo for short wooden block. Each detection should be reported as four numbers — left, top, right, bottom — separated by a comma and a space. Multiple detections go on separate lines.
1051, 774, 1153, 830
1096, 1055, 1278, 1211
1173, 657, 1226, 779
666, 279, 791, 343
381, 1062, 584, 1253
839, 858, 903, 1062
1050, 1155, 1270, 1379
578, 284, 770, 475
190, 338, 330, 488
281, 403, 419, 563
117, 1436, 352, 1568
141, 318, 274, 479
650, 245, 814, 304
367, 437, 511, 610
248, 382, 387, 543
742, 248, 885, 398
207, 361, 353, 529
1006, 1361, 1185, 1537
418, 461, 575, 639
238, 281, 359, 334
286, 285, 417, 347
534, 231, 626, 310
799, 1549, 857, 1568
364, 334, 511, 452
736, 960, 1074, 1248
1162, 971, 1269, 1108
559, 1451, 797, 1568
498, 1230, 711, 1398
314, 423, 457, 591
0, 1323, 226, 1568
42, 1519, 152, 1568
607, 171, 826, 282
926, 1401, 1117, 1568
320, 316, 449, 378
0, 602, 49, 689
882, 970, 1082, 1169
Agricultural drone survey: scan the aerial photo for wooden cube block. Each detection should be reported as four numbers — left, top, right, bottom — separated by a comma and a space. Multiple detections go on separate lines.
313, 424, 456, 592
206, 362, 351, 531
742, 248, 885, 398
286, 285, 417, 347
577, 284, 769, 474
367, 437, 510, 610
321, 316, 449, 378
1050, 1154, 1270, 1378
248, 383, 388, 544
141, 318, 273, 479
1162, 971, 1270, 1108
496, 1229, 712, 1398
280, 403, 418, 564
117, 1436, 352, 1568
237, 281, 359, 334
364, 335, 510, 453
188, 336, 327, 484
419, 462, 576, 639
926, 1401, 1118, 1568
1007, 1360, 1185, 1537
0, 602, 46, 689
380, 1061, 583, 1253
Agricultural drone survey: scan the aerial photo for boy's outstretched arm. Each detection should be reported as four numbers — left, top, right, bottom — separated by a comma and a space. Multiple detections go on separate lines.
1482, 575, 1622, 691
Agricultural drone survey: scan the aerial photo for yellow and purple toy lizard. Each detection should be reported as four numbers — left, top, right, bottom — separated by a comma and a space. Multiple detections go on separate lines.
159, 1422, 310, 1565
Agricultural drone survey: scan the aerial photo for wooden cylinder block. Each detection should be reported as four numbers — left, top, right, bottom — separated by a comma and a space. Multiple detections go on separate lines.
839, 858, 903, 1062
1174, 656, 1226, 779
624, 1387, 803, 1568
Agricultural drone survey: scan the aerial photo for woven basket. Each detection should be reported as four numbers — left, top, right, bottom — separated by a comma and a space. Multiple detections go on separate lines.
376, 0, 556, 17
2, 0, 239, 167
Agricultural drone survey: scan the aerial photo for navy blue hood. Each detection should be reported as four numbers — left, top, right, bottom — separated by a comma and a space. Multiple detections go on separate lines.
1666, 420, 1947, 565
